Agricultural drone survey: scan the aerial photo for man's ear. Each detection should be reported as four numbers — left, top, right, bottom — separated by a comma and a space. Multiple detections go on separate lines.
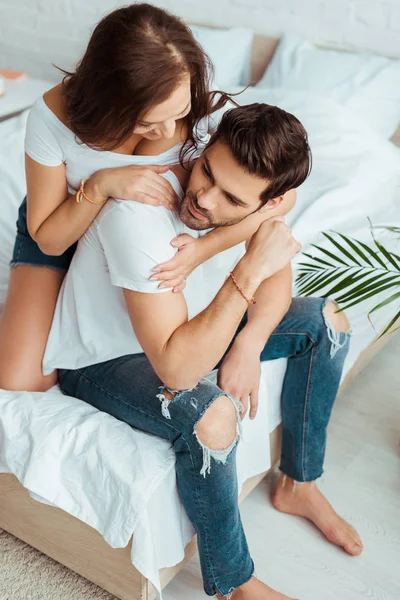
257, 195, 284, 214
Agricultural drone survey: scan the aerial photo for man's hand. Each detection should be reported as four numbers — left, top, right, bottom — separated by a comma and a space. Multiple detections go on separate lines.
245, 217, 301, 282
217, 338, 262, 420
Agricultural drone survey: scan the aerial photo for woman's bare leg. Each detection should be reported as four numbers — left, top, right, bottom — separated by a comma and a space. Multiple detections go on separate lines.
0, 265, 64, 392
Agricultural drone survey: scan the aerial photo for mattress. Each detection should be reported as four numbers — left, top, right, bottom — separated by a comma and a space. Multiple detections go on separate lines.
0, 96, 399, 594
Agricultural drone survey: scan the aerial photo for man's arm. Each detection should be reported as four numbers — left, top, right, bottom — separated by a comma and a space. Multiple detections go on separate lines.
123, 258, 258, 391
98, 203, 298, 391
98, 202, 255, 391
123, 231, 296, 391
216, 264, 293, 419
233, 264, 293, 354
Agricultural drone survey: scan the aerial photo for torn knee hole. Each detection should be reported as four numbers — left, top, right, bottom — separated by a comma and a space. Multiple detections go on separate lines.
195, 395, 237, 451
195, 394, 243, 478
323, 301, 350, 333
323, 301, 350, 359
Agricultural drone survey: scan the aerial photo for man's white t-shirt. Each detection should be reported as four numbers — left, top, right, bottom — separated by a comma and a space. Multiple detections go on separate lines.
43, 171, 245, 375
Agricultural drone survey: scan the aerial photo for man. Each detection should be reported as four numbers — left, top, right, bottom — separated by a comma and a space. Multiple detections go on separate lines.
44, 104, 362, 600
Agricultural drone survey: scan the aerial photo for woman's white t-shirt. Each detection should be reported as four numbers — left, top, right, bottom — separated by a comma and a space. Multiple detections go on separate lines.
24, 95, 230, 193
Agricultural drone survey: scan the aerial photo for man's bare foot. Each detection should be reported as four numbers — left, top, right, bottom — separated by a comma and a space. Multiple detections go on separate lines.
272, 473, 363, 556
216, 577, 294, 599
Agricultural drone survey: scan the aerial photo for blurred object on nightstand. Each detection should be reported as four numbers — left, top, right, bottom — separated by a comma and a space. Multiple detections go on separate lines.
0, 70, 27, 81
0, 75, 53, 121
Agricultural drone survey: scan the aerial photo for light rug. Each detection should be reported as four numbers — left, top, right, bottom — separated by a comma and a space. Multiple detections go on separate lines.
0, 528, 116, 600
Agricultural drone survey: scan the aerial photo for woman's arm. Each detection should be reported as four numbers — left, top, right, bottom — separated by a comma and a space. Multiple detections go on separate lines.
152, 210, 269, 290
26, 157, 177, 256
198, 189, 297, 262
154, 188, 297, 290
26, 156, 104, 256
198, 211, 269, 261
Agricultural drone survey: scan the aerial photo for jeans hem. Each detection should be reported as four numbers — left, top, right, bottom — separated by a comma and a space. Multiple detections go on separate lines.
10, 261, 68, 273
206, 564, 255, 598
279, 465, 324, 484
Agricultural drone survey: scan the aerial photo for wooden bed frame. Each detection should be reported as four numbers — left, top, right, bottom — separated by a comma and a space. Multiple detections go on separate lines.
0, 32, 399, 600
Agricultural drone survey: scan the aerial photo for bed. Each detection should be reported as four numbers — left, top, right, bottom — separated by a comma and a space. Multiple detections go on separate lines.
0, 32, 399, 600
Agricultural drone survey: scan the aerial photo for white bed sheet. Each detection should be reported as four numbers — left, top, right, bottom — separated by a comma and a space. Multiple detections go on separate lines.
0, 96, 399, 595
0, 364, 280, 592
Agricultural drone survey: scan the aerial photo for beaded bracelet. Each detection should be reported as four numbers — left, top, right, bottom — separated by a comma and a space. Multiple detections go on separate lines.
75, 178, 108, 206
229, 271, 256, 305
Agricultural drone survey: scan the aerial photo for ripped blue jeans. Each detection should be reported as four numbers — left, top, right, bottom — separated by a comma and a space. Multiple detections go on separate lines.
58, 296, 350, 598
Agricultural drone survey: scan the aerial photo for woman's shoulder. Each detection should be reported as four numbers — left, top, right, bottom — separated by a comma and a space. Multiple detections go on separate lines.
25, 84, 72, 166
27, 83, 73, 142
42, 84, 70, 129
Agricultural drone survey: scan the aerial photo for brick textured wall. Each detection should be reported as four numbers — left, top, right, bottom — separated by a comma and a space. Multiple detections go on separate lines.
0, 0, 399, 81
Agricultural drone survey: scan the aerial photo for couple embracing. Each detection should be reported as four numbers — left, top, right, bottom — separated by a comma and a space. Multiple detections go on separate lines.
0, 4, 362, 599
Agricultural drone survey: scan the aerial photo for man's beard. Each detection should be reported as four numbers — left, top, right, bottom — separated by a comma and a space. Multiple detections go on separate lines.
178, 190, 243, 231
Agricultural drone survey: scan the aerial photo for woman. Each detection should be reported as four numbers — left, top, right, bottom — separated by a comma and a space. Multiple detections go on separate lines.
0, 3, 265, 392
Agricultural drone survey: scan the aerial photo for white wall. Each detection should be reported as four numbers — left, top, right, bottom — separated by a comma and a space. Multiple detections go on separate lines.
1, 0, 400, 82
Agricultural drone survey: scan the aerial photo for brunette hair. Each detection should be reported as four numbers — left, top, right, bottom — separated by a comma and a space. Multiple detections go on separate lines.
58, 3, 227, 161
210, 103, 312, 202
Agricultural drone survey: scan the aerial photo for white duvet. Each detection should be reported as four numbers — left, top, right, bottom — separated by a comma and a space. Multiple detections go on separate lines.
0, 91, 399, 595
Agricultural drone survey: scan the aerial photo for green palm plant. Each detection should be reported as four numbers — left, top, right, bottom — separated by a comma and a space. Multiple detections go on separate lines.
296, 222, 400, 338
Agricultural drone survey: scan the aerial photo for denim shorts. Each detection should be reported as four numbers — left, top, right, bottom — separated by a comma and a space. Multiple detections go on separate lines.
10, 197, 77, 272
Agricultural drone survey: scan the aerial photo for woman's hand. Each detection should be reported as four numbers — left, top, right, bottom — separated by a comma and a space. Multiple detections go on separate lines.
89, 164, 178, 210
150, 234, 205, 293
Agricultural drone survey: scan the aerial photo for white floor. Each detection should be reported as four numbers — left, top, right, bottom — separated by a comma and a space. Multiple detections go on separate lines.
1, 333, 399, 600
163, 333, 400, 600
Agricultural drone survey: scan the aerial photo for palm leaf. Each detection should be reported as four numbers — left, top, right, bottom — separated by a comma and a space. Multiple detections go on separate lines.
323, 270, 385, 298
301, 252, 336, 268
296, 273, 323, 288
353, 239, 388, 268
297, 269, 341, 296
373, 240, 400, 270
335, 233, 373, 266
298, 269, 346, 297
296, 226, 400, 339
376, 309, 400, 339
368, 290, 400, 316
297, 262, 323, 271
338, 281, 399, 312
373, 225, 400, 235
309, 243, 348, 266
336, 274, 400, 304
322, 232, 361, 266
297, 272, 315, 281
369, 219, 400, 270
391, 252, 400, 264
296, 270, 325, 289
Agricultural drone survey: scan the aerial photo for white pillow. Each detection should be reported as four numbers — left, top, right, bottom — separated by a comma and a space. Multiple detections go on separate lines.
257, 33, 400, 139
190, 26, 253, 89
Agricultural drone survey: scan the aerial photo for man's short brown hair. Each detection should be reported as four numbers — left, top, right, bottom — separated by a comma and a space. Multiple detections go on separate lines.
211, 103, 312, 204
